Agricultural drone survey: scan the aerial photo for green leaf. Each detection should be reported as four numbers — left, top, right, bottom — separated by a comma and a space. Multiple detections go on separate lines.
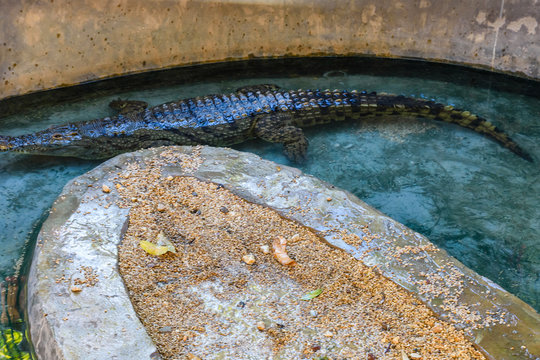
0, 342, 20, 358
18, 352, 32, 360
0, 329, 23, 347
301, 289, 323, 300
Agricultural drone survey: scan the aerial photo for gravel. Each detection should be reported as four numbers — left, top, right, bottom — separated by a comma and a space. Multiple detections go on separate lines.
115, 149, 485, 360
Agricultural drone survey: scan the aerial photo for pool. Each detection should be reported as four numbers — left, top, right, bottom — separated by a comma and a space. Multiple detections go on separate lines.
0, 58, 538, 356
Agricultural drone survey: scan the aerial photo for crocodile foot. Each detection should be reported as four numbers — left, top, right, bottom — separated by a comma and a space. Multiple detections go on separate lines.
254, 112, 308, 163
284, 137, 308, 163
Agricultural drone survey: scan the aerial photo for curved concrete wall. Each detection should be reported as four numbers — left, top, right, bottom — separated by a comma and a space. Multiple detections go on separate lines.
1, 0, 539, 100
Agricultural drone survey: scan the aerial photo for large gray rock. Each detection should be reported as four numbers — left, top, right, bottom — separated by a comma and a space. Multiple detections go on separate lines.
28, 146, 540, 359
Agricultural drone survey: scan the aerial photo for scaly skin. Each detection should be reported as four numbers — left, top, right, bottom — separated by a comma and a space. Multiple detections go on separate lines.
0, 84, 533, 162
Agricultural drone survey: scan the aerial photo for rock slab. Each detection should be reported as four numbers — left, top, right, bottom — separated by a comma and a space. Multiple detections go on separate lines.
28, 146, 540, 359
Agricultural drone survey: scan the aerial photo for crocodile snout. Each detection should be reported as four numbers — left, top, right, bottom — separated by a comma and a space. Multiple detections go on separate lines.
0, 136, 12, 151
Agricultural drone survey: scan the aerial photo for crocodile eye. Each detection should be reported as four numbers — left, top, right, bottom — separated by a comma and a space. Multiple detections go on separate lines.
52, 133, 63, 140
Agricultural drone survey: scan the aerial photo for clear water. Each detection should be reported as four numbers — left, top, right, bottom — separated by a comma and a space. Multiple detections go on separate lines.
0, 62, 538, 343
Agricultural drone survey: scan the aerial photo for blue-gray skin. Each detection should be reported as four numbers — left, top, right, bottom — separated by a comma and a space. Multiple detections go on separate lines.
0, 84, 533, 163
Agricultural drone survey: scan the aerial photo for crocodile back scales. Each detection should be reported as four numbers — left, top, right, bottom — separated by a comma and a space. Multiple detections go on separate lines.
0, 89, 533, 161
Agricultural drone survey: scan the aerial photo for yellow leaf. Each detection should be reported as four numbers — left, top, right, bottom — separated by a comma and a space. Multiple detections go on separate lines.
139, 241, 169, 256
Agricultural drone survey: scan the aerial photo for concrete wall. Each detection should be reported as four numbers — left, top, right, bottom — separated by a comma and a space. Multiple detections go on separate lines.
1, 0, 539, 100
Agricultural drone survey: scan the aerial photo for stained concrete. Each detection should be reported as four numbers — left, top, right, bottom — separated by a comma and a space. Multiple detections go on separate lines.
28, 146, 539, 359
1, 0, 539, 99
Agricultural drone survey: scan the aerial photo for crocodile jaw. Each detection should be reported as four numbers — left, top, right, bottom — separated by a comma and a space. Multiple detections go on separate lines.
0, 132, 107, 159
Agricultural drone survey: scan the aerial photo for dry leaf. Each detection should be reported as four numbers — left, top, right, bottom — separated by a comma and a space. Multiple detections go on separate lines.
272, 236, 296, 265
156, 231, 177, 254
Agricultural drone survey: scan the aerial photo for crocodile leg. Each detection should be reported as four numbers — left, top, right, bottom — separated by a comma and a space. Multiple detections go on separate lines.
253, 112, 308, 163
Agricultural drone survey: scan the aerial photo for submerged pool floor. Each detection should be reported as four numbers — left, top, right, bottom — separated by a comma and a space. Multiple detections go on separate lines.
0, 64, 539, 317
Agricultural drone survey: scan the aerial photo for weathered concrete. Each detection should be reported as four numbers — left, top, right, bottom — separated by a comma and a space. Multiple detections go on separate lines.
28, 146, 539, 359
1, 0, 539, 99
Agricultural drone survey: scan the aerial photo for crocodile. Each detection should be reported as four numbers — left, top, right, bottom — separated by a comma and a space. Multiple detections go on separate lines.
0, 84, 532, 163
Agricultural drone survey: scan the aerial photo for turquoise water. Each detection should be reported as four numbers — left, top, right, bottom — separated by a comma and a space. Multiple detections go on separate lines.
0, 61, 538, 344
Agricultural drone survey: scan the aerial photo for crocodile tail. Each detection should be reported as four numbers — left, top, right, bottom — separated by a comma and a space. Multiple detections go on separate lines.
429, 102, 532, 162
387, 95, 533, 162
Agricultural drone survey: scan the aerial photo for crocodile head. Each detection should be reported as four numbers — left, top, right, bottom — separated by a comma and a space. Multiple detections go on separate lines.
0, 136, 11, 151
0, 124, 107, 159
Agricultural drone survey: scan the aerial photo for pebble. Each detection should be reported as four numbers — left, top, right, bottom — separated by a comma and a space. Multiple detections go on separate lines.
431, 324, 443, 333
159, 326, 172, 333
101, 185, 111, 193
260, 245, 270, 254
70, 286, 82, 293
220, 206, 229, 214
242, 254, 256, 265
323, 331, 333, 338
256, 321, 266, 331
309, 310, 318, 317
156, 203, 167, 212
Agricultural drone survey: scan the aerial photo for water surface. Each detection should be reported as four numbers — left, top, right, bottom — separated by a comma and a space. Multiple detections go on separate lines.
1, 60, 538, 319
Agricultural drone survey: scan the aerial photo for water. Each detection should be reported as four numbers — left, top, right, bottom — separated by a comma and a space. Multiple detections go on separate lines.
236, 73, 540, 310
0, 60, 538, 352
